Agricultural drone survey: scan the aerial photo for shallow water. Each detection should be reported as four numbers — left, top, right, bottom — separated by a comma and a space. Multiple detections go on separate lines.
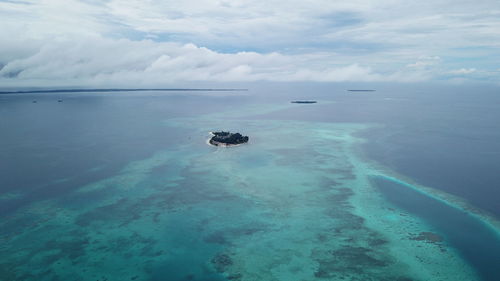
1, 88, 499, 281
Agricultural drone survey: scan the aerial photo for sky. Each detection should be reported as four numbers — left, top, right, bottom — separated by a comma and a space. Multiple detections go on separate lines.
0, 0, 499, 86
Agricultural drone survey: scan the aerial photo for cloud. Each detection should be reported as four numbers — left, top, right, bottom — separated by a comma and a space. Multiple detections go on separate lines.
1, 0, 500, 85
1, 37, 417, 86
449, 68, 477, 74
407, 57, 439, 68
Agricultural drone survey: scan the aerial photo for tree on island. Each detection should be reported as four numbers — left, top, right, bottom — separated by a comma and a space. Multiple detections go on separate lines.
210, 131, 249, 145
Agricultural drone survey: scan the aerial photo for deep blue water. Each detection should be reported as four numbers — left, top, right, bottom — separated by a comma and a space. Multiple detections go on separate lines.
370, 176, 500, 281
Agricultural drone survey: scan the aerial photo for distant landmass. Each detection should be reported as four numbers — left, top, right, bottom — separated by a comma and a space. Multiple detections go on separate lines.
291, 100, 317, 104
0, 88, 248, 94
347, 89, 376, 92
209, 131, 249, 146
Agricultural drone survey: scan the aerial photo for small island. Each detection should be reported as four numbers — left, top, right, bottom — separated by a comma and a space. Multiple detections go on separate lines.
347, 89, 376, 92
209, 131, 249, 146
291, 100, 317, 104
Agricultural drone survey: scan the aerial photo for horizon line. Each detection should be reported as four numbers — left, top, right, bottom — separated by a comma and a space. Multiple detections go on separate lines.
0, 88, 249, 95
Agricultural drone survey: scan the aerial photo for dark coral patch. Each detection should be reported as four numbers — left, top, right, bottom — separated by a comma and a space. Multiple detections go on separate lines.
211, 253, 233, 273
410, 232, 443, 244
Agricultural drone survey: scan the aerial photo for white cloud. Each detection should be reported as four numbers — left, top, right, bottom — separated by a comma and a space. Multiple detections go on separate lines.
406, 55, 441, 68
449, 68, 477, 75
1, 0, 500, 85
1, 37, 420, 86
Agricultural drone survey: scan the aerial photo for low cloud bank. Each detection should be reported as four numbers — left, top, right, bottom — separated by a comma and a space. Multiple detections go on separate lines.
0, 37, 427, 87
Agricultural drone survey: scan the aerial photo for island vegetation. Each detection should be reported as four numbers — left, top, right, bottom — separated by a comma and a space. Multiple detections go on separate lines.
209, 131, 249, 146
291, 100, 317, 104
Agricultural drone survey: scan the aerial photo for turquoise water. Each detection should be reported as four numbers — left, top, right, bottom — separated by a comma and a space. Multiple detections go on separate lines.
1, 89, 500, 281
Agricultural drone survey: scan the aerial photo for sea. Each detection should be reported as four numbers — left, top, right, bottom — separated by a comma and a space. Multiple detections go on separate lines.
1, 83, 499, 281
